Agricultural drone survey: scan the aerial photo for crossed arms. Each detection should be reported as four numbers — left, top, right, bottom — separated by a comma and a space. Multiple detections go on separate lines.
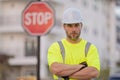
50, 62, 99, 80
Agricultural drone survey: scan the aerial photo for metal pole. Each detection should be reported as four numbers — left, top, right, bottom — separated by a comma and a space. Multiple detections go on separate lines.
37, 0, 41, 80
37, 36, 40, 80
37, 1, 41, 80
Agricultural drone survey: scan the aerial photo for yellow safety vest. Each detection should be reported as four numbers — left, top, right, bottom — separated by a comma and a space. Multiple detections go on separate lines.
48, 38, 100, 80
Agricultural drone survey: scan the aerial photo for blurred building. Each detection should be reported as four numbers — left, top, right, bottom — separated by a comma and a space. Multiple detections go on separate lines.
116, 14, 120, 72
0, 0, 38, 80
0, 0, 117, 80
0, 52, 11, 80
115, 0, 120, 73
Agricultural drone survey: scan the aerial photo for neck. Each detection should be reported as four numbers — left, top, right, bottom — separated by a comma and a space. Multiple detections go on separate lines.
66, 38, 81, 44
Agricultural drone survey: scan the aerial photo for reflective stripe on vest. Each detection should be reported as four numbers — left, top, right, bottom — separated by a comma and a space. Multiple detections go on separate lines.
85, 42, 91, 57
57, 41, 91, 80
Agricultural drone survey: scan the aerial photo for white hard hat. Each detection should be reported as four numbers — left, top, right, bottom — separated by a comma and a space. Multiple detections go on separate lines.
62, 8, 83, 24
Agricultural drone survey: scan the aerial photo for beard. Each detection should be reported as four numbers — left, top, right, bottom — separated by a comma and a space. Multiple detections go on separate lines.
66, 31, 80, 41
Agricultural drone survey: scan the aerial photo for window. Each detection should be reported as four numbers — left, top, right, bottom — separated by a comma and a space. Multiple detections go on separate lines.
25, 69, 36, 76
25, 37, 37, 56
93, 0, 99, 11
93, 4, 98, 11
116, 0, 120, 6
93, 28, 98, 36
71, 0, 77, 2
0, 16, 3, 26
117, 26, 120, 44
81, 0, 88, 7
116, 16, 120, 21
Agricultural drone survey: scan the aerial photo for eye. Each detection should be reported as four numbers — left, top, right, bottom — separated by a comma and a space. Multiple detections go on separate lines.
67, 24, 72, 27
75, 23, 80, 27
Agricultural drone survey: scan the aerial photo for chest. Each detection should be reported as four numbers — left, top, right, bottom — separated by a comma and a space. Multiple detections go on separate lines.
64, 46, 86, 64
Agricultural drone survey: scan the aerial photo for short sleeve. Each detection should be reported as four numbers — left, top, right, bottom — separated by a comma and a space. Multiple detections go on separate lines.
47, 42, 63, 67
86, 44, 100, 71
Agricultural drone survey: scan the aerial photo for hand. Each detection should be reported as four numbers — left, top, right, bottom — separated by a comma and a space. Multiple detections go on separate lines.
79, 62, 88, 70
62, 76, 69, 80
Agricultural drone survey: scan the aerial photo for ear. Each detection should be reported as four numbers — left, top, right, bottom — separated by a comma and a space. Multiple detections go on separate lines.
80, 23, 83, 28
63, 24, 66, 29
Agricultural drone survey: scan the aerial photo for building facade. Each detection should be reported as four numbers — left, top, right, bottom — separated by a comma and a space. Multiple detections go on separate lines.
0, 0, 117, 80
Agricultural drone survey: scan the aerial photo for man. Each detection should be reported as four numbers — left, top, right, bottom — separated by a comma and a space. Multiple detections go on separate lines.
47, 8, 100, 80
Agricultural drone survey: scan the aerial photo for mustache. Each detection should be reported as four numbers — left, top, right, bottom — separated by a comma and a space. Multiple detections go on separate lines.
70, 31, 78, 34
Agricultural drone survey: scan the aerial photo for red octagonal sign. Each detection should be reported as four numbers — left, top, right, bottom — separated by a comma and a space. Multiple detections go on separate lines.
22, 2, 54, 35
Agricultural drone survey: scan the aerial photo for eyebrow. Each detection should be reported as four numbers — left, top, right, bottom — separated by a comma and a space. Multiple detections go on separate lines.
64, 23, 80, 25
64, 23, 80, 26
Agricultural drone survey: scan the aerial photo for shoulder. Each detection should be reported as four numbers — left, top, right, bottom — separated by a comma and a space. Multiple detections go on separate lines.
89, 43, 98, 50
82, 39, 98, 49
49, 39, 66, 47
48, 41, 62, 50
86, 42, 98, 54
49, 42, 59, 48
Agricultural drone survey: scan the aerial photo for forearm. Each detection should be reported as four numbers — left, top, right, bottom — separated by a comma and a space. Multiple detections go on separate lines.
69, 66, 99, 80
56, 67, 80, 76
50, 62, 84, 76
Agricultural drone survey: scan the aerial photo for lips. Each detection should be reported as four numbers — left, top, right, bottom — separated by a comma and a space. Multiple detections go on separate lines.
71, 32, 78, 35
71, 33, 78, 37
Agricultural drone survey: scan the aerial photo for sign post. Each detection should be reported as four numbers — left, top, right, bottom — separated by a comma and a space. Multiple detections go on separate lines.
37, 36, 40, 80
22, 1, 54, 80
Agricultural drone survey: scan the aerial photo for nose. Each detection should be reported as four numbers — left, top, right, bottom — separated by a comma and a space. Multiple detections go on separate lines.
72, 26, 77, 31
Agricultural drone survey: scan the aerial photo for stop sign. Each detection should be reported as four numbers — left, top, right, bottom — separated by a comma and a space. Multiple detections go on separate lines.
22, 2, 54, 35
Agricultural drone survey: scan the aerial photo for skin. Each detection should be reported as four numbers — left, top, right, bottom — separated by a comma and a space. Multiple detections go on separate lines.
64, 23, 82, 43
50, 23, 99, 80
